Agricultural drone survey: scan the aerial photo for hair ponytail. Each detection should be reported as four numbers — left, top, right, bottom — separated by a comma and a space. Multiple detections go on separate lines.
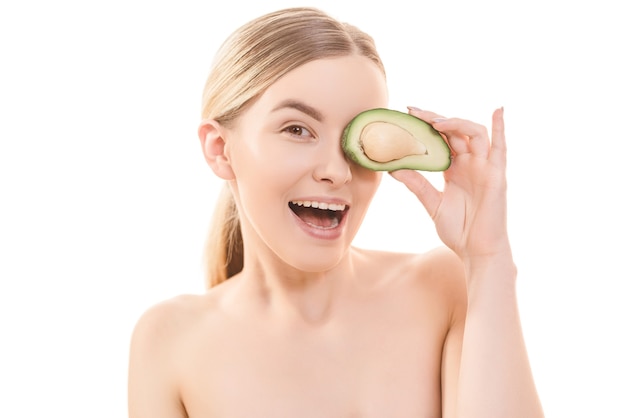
203, 184, 243, 288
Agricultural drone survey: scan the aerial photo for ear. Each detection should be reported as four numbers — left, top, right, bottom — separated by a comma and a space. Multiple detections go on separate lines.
198, 119, 235, 180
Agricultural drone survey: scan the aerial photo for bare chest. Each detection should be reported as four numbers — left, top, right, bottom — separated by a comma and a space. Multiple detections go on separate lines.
179, 313, 445, 418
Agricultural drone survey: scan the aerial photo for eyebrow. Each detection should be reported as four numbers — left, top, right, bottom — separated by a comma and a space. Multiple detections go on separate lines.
271, 99, 324, 122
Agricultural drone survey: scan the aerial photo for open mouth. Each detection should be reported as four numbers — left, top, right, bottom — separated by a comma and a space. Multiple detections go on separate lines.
288, 200, 348, 230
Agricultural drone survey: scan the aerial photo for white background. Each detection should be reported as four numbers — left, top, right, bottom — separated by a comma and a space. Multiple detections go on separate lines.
1, 0, 624, 416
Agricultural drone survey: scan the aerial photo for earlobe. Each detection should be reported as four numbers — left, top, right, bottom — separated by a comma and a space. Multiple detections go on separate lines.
198, 120, 235, 180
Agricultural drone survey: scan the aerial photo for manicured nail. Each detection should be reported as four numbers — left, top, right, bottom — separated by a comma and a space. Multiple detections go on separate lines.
432, 117, 447, 123
407, 106, 422, 111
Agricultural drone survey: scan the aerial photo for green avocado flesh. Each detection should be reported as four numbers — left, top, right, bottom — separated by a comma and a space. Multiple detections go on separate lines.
341, 108, 451, 171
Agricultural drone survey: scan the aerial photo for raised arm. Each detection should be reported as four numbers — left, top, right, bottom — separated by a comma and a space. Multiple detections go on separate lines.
391, 108, 544, 418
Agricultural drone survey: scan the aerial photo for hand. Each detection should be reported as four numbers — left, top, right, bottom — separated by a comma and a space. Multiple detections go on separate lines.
390, 107, 510, 260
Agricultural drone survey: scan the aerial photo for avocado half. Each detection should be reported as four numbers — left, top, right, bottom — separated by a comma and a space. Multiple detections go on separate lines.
341, 108, 451, 171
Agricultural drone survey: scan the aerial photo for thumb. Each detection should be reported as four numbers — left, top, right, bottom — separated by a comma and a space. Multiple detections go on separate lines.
389, 170, 441, 218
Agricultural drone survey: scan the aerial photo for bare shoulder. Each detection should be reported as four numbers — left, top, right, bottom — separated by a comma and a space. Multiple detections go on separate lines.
420, 246, 467, 316
419, 246, 466, 294
128, 293, 219, 418
129, 290, 228, 363
130, 294, 208, 347
356, 245, 464, 289
354, 245, 467, 316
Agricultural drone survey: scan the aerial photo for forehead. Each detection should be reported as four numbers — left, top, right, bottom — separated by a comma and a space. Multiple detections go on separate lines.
253, 56, 388, 124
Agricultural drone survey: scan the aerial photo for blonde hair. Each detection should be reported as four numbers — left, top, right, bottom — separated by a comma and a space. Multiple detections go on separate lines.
201, 7, 386, 288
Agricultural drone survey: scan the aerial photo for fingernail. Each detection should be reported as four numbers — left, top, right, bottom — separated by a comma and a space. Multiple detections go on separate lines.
432, 117, 447, 123
407, 106, 422, 111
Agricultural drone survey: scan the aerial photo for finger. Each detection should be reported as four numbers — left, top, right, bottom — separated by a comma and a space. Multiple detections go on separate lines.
407, 107, 445, 122
406, 108, 468, 156
491, 107, 506, 168
441, 131, 470, 156
432, 117, 490, 158
389, 170, 441, 218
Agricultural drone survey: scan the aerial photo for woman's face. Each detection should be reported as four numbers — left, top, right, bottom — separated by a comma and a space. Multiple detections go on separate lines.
226, 55, 388, 273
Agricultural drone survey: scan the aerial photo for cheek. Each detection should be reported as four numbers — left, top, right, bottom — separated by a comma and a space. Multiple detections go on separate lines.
358, 171, 383, 212
231, 139, 313, 184
228, 146, 304, 211
354, 166, 383, 195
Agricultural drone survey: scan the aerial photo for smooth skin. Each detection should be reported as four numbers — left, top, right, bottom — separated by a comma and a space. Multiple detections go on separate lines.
128, 56, 543, 418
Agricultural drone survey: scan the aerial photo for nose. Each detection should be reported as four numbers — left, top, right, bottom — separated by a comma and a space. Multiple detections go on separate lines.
312, 140, 353, 186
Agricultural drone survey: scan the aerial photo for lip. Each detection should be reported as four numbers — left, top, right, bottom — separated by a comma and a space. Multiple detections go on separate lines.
288, 196, 350, 240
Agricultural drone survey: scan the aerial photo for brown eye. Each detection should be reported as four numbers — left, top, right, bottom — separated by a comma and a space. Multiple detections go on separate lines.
283, 125, 313, 139
288, 126, 303, 135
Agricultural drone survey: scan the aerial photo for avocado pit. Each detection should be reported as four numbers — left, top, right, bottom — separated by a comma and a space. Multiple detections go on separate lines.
360, 122, 427, 163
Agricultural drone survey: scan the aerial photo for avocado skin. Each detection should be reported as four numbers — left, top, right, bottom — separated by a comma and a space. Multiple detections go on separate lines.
341, 108, 451, 172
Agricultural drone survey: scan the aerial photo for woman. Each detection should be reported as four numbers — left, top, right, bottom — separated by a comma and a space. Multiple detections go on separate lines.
128, 7, 544, 417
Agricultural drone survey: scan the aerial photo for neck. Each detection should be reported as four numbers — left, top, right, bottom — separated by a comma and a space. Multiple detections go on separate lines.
236, 244, 356, 326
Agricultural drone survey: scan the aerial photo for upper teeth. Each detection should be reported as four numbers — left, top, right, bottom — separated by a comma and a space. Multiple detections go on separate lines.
291, 201, 346, 211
